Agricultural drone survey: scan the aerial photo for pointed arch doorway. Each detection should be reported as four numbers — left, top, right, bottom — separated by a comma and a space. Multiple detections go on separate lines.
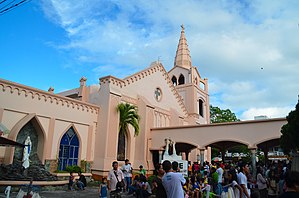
13, 118, 45, 164
58, 127, 80, 170
5, 114, 46, 165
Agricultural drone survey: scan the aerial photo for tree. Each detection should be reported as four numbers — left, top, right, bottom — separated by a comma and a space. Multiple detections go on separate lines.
209, 105, 241, 162
210, 105, 240, 123
116, 103, 140, 160
280, 101, 299, 171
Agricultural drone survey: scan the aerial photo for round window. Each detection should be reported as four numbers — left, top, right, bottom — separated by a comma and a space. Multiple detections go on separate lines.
154, 87, 162, 102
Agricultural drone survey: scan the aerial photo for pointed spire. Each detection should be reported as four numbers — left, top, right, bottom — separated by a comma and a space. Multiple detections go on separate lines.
174, 24, 192, 69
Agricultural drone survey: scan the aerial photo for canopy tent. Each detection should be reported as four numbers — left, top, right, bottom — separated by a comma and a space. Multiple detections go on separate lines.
0, 122, 24, 147
0, 136, 25, 147
212, 157, 222, 162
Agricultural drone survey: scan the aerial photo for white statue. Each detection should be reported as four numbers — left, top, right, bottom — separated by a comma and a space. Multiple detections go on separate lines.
172, 140, 177, 156
22, 136, 32, 169
164, 138, 171, 156
5, 186, 11, 198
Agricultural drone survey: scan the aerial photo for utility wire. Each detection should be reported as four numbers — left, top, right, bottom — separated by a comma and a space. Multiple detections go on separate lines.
0, 0, 16, 11
0, 0, 15, 11
0, 0, 7, 5
0, 0, 30, 15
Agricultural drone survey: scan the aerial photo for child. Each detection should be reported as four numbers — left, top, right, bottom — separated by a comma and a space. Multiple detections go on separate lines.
190, 175, 200, 198
68, 172, 75, 190
99, 177, 108, 198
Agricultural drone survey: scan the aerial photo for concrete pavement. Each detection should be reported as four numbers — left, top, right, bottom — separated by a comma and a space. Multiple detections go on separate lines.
1, 187, 136, 198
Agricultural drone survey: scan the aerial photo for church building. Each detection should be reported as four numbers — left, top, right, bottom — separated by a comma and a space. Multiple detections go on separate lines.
2, 26, 285, 177
0, 26, 210, 176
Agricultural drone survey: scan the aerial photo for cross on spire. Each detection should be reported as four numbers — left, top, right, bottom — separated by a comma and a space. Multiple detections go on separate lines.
181, 24, 185, 31
174, 25, 192, 69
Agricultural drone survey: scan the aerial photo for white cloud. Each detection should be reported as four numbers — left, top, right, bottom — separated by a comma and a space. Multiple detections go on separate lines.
240, 106, 293, 121
39, 0, 299, 119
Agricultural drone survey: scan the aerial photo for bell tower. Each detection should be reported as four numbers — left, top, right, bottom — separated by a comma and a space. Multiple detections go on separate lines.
168, 25, 210, 124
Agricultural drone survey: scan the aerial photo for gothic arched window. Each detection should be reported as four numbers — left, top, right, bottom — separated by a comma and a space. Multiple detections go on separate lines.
58, 127, 79, 170
172, 76, 177, 86
178, 74, 185, 85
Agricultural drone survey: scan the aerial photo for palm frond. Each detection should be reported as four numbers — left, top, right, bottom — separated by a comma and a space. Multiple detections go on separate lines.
117, 103, 140, 137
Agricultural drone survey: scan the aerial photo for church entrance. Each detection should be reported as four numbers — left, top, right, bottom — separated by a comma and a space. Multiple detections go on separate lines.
58, 127, 79, 170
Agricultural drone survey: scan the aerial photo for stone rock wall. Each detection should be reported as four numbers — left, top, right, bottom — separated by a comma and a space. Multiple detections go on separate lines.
45, 159, 58, 173
0, 157, 57, 181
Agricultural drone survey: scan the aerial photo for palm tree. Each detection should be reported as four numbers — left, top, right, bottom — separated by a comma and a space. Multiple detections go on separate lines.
117, 103, 140, 160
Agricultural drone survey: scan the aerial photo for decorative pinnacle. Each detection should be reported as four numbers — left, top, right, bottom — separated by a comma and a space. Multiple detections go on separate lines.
181, 24, 185, 32
48, 87, 54, 93
80, 77, 87, 86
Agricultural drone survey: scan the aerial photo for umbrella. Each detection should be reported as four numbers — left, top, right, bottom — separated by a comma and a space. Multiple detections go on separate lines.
212, 157, 222, 162
0, 123, 10, 135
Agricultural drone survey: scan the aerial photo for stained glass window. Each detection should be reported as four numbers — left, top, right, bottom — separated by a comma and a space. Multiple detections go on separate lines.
58, 127, 79, 170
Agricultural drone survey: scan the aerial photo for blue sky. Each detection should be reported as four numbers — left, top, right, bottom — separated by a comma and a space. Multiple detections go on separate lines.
1, 0, 299, 120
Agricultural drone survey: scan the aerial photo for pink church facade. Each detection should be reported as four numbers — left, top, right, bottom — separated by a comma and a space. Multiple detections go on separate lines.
0, 26, 286, 177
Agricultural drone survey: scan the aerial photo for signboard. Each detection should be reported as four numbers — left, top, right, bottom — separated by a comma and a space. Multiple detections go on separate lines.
162, 159, 188, 177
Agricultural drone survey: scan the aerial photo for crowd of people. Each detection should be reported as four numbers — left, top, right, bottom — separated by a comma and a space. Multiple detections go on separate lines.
182, 160, 299, 198
68, 158, 299, 198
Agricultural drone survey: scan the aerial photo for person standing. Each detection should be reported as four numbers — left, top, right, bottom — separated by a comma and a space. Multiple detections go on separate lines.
162, 160, 186, 198
228, 168, 243, 198
193, 162, 199, 174
256, 167, 268, 198
108, 161, 125, 197
152, 163, 167, 198
238, 162, 250, 198
216, 163, 223, 195
122, 159, 132, 192
279, 171, 299, 198
268, 170, 278, 198
210, 167, 218, 194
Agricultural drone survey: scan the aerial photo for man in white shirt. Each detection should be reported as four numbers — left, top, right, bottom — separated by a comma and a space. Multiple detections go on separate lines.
162, 160, 186, 198
108, 161, 125, 196
121, 159, 132, 192
237, 162, 250, 198
216, 163, 223, 195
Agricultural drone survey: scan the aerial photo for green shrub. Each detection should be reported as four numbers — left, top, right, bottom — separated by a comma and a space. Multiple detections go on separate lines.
80, 160, 87, 172
66, 165, 82, 173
